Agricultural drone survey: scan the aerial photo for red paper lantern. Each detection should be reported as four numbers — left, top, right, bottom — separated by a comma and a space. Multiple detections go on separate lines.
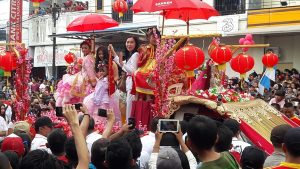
113, 0, 128, 17
230, 53, 254, 75
208, 39, 219, 56
262, 52, 278, 68
210, 46, 232, 65
174, 44, 205, 75
31, 0, 45, 7
64, 52, 75, 64
0, 52, 17, 71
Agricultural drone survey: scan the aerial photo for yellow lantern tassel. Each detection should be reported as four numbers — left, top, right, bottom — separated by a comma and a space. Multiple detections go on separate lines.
217, 64, 226, 71
33, 2, 40, 7
240, 73, 246, 80
186, 70, 195, 90
4, 71, 11, 77
185, 70, 195, 77
119, 12, 124, 18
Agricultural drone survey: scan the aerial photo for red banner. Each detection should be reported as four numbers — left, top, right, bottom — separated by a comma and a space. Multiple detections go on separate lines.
9, 0, 22, 43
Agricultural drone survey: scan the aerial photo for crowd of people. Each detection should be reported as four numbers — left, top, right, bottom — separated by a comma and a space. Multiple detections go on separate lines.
1, 105, 300, 169
30, 1, 89, 16
0, 26, 300, 169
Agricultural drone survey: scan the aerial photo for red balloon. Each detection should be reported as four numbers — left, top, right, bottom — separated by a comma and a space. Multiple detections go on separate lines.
174, 44, 205, 71
113, 0, 128, 14
0, 52, 17, 71
210, 46, 232, 65
64, 52, 75, 64
262, 52, 278, 68
230, 53, 254, 74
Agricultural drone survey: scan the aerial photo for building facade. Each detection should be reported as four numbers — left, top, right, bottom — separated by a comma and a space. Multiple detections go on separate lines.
28, 0, 300, 78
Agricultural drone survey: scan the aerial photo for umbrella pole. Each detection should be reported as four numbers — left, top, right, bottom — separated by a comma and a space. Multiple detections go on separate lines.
186, 20, 189, 35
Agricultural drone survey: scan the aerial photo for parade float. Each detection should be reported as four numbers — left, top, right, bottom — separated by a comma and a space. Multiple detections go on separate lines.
148, 33, 297, 155
1, 0, 293, 156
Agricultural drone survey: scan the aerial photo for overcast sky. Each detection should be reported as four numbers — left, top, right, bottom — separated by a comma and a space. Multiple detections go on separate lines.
0, 0, 29, 27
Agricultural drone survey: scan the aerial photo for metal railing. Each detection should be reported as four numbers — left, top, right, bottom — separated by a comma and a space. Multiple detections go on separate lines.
248, 0, 298, 10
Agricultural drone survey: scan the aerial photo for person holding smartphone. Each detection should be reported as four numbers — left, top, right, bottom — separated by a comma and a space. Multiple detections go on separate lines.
148, 127, 197, 169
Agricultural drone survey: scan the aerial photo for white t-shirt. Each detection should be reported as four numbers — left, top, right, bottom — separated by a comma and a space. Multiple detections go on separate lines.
141, 132, 156, 155
0, 116, 8, 141
39, 83, 46, 92
31, 133, 52, 154
231, 137, 251, 153
86, 131, 102, 156
269, 98, 285, 108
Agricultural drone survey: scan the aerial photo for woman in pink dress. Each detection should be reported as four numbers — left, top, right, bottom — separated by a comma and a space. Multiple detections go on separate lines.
55, 39, 97, 107
83, 46, 120, 123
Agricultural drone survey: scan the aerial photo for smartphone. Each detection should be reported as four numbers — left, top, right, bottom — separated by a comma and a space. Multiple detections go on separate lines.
56, 107, 63, 117
158, 119, 179, 133
128, 117, 136, 130
74, 103, 82, 110
98, 109, 107, 117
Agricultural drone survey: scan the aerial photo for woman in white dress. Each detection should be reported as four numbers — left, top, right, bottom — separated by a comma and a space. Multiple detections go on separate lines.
109, 36, 140, 121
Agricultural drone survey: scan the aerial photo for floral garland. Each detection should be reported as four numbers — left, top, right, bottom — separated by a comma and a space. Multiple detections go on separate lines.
14, 48, 32, 121
192, 87, 254, 103
151, 30, 177, 117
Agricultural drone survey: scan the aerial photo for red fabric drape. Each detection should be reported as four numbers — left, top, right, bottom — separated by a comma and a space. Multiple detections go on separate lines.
108, 51, 115, 96
281, 114, 299, 127
240, 119, 274, 155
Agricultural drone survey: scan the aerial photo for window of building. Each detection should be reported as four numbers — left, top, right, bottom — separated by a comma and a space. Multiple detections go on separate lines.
96, 0, 103, 11
214, 0, 246, 15
0, 30, 6, 41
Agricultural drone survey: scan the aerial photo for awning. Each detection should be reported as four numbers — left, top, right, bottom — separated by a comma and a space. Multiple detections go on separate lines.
225, 25, 300, 36
48, 22, 158, 42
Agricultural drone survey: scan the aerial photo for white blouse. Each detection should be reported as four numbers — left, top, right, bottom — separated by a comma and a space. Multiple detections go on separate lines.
0, 116, 8, 141
113, 52, 139, 91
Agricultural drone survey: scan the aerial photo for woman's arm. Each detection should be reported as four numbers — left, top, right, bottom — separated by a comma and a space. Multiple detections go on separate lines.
113, 62, 119, 82
84, 56, 97, 87
121, 52, 139, 74
149, 131, 163, 169
63, 105, 89, 169
79, 105, 90, 138
102, 109, 115, 138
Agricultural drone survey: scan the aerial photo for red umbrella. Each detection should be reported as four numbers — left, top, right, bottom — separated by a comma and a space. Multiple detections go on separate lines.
131, 0, 202, 13
163, 2, 219, 34
131, 0, 219, 35
67, 14, 119, 32
163, 2, 219, 22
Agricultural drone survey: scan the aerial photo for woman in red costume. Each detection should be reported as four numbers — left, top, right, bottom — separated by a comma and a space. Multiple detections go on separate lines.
131, 27, 161, 129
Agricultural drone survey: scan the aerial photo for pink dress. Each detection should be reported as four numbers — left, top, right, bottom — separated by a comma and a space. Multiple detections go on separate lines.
83, 77, 121, 123
55, 54, 96, 106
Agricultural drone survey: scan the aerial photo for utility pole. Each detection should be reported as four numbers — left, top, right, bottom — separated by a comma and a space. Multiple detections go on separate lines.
52, 0, 59, 80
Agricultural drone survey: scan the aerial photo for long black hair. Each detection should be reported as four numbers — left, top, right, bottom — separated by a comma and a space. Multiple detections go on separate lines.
0, 104, 6, 121
95, 45, 109, 73
123, 36, 140, 62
